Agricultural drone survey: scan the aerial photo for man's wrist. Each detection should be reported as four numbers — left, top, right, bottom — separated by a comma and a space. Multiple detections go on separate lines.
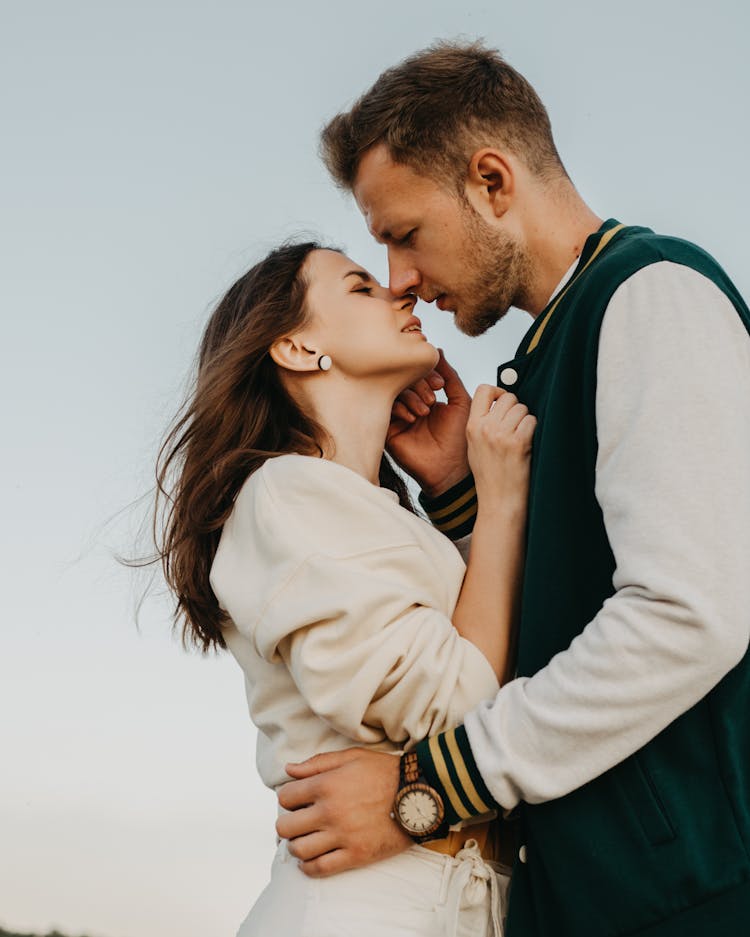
419, 463, 472, 500
393, 751, 449, 843
419, 473, 478, 541
414, 726, 499, 827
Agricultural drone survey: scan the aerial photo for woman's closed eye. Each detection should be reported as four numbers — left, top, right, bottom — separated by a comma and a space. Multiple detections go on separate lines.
353, 286, 373, 294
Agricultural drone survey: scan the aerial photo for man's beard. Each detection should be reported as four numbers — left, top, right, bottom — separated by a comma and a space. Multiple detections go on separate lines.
453, 208, 531, 337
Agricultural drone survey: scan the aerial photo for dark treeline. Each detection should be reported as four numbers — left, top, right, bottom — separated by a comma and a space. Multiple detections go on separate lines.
0, 929, 97, 937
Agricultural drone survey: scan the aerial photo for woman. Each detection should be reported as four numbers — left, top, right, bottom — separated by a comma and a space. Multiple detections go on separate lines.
154, 240, 535, 936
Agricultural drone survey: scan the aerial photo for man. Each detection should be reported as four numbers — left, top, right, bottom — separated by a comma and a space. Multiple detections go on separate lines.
276, 41, 750, 937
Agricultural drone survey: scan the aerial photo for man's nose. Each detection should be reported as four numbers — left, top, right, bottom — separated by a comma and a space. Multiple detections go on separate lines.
388, 250, 421, 296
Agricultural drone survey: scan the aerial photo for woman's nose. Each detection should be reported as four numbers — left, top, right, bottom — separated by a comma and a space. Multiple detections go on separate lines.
394, 293, 417, 312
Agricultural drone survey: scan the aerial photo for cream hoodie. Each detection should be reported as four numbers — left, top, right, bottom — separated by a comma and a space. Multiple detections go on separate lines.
209, 454, 499, 790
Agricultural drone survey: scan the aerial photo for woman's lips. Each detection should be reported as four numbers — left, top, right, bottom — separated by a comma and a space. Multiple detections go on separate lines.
401, 315, 423, 333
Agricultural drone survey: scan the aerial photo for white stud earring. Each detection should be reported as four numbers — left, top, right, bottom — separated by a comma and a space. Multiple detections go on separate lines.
318, 354, 332, 371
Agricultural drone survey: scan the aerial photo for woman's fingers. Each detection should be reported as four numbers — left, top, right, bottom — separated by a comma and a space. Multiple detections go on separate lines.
466, 385, 536, 506
516, 413, 538, 442
497, 401, 530, 433
468, 388, 536, 450
476, 391, 533, 434
469, 383, 508, 419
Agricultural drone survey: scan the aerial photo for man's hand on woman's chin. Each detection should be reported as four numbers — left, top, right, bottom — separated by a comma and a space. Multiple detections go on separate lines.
276, 748, 411, 877
386, 349, 472, 496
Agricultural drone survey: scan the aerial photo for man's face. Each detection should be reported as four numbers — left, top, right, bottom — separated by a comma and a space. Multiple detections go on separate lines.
353, 143, 529, 336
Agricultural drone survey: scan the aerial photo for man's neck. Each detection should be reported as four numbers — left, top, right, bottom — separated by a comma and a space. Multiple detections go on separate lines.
521, 195, 603, 318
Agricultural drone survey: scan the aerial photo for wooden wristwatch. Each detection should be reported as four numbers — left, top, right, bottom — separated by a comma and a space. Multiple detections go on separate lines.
392, 751, 448, 842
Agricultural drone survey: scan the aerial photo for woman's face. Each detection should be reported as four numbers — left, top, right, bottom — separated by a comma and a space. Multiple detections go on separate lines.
302, 249, 439, 389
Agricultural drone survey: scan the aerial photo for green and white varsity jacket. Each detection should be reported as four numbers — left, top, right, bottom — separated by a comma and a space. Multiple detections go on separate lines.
418, 219, 750, 937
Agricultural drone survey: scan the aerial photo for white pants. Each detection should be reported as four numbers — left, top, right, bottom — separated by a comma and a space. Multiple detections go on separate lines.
238, 838, 509, 937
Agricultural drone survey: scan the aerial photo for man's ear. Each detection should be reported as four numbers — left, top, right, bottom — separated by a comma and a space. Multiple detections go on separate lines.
465, 148, 514, 220
269, 334, 320, 372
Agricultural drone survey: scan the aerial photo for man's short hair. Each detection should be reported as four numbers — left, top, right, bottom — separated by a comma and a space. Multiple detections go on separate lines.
320, 40, 566, 192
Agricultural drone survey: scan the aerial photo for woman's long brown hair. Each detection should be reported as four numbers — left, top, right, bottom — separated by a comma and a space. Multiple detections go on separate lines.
151, 240, 414, 652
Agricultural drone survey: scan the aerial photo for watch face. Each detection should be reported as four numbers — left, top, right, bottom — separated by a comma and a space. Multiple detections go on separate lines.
396, 786, 442, 834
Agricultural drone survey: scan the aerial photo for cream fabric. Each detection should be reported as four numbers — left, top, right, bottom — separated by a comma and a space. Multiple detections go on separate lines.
237, 839, 509, 937
465, 261, 750, 808
210, 454, 500, 790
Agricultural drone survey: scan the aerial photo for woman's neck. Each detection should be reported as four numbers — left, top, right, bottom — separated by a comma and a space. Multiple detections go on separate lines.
309, 378, 395, 486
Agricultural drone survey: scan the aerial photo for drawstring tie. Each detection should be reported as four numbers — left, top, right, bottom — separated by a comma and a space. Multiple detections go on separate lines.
442, 838, 505, 936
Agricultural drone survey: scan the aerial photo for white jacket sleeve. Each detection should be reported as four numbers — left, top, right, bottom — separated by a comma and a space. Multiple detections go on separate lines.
464, 261, 750, 808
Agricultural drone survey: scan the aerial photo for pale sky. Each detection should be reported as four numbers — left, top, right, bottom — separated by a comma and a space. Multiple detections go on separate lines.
1, 1, 748, 936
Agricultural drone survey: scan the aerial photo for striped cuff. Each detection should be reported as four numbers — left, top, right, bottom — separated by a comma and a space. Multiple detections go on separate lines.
415, 725, 498, 826
418, 474, 477, 540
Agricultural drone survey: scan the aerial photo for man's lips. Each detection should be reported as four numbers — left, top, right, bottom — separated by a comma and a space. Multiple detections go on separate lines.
418, 291, 447, 306
436, 294, 450, 310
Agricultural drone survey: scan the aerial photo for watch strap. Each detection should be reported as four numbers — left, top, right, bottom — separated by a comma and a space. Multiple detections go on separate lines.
396, 751, 449, 843
400, 750, 421, 787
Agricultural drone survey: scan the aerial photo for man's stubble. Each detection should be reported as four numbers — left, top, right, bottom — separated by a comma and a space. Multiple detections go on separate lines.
454, 207, 532, 337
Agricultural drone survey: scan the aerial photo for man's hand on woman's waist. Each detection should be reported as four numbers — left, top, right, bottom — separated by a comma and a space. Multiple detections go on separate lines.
276, 748, 409, 876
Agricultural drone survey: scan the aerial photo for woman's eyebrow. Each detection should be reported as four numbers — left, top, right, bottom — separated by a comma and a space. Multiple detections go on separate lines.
342, 270, 371, 282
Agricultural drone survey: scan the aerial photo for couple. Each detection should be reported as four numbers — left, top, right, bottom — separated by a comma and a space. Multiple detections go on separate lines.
155, 41, 750, 937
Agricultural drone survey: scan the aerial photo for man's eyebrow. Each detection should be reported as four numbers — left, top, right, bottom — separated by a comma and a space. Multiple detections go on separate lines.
371, 228, 392, 244
342, 270, 371, 281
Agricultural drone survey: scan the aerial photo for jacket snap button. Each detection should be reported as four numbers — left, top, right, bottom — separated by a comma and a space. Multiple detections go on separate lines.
518, 844, 527, 864
500, 367, 518, 386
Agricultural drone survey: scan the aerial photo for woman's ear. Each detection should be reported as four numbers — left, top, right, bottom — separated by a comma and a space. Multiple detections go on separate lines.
465, 148, 515, 220
269, 335, 320, 372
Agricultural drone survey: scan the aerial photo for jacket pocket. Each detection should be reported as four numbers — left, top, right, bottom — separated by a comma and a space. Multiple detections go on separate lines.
616, 752, 676, 846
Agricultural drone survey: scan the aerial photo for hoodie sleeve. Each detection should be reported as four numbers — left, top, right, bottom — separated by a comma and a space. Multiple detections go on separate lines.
209, 457, 499, 748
